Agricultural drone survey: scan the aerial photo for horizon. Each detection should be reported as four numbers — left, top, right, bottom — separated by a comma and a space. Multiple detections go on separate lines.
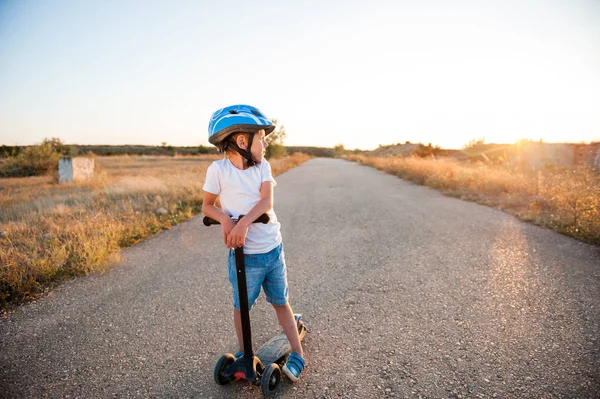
1, 0, 599, 150
3, 138, 598, 152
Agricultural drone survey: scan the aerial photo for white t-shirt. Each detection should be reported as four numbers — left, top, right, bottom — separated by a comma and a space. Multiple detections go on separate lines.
203, 158, 282, 254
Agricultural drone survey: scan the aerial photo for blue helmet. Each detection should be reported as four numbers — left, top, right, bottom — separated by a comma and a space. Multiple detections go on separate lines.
208, 104, 275, 148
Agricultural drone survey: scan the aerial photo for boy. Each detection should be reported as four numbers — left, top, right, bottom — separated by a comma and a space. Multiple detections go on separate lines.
201, 104, 305, 381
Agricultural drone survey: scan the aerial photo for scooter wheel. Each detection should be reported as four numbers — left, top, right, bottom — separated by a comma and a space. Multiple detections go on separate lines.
261, 363, 281, 396
214, 354, 235, 385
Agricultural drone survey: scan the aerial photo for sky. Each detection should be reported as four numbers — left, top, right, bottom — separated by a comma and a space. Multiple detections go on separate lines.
0, 0, 599, 150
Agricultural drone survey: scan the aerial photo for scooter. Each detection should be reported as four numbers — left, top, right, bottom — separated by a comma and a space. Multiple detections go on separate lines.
203, 213, 307, 396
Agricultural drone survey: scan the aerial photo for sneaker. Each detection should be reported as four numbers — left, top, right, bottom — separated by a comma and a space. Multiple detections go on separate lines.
234, 351, 244, 359
282, 352, 305, 382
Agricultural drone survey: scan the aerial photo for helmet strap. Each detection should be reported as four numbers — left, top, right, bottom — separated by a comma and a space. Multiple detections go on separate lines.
228, 133, 256, 167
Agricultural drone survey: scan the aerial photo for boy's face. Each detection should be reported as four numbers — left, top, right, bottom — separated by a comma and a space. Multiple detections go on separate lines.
250, 129, 268, 162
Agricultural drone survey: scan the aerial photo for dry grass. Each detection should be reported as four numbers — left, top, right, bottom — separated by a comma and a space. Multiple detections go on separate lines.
268, 152, 311, 176
348, 155, 600, 245
0, 153, 310, 308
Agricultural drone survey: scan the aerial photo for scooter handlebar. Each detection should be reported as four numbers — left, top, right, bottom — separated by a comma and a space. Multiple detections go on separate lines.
203, 213, 270, 227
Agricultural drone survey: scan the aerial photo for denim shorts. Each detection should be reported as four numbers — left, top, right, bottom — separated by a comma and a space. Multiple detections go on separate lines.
228, 243, 289, 311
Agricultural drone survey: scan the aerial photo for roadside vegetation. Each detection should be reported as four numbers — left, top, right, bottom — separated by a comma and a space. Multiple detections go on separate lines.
0, 147, 309, 309
0, 138, 75, 178
348, 154, 600, 246
4, 134, 597, 309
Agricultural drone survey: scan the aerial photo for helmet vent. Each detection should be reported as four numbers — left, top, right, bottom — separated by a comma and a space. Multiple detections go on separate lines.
250, 110, 262, 117
229, 110, 238, 114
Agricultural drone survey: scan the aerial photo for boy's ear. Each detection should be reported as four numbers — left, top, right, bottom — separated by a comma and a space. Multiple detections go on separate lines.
236, 134, 246, 150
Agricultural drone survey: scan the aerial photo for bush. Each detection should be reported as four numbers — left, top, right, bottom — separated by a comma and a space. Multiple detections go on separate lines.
334, 144, 347, 157
285, 146, 335, 157
0, 138, 74, 178
0, 145, 20, 158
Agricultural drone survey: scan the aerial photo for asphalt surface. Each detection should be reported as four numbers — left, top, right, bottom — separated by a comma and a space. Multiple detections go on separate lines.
1, 158, 599, 399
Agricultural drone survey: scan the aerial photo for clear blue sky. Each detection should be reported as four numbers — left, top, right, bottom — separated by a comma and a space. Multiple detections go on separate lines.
1, 0, 599, 150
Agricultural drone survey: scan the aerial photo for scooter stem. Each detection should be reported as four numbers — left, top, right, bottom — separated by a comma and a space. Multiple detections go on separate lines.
234, 246, 254, 357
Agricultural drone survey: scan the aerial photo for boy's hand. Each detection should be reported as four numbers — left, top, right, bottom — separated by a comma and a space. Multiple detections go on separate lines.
227, 220, 249, 248
220, 218, 236, 247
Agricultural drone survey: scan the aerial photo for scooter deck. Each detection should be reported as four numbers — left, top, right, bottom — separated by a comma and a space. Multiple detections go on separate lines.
256, 315, 306, 365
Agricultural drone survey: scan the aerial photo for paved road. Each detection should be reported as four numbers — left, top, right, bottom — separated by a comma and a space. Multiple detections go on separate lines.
1, 158, 599, 398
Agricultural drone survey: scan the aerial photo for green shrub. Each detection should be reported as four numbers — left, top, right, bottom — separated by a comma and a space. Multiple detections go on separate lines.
266, 119, 288, 159
0, 138, 74, 178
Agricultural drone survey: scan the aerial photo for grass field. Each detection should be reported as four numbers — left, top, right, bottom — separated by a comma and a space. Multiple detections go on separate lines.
349, 155, 600, 246
0, 153, 309, 309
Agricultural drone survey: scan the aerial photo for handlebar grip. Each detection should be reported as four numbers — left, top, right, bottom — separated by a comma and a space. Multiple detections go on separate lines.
252, 213, 271, 224
203, 216, 220, 226
203, 213, 270, 226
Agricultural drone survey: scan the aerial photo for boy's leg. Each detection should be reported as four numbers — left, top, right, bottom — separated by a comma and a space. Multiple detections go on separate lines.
272, 303, 304, 357
263, 244, 303, 356
263, 243, 305, 380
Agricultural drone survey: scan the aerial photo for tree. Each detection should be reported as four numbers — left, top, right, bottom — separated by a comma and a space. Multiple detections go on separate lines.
266, 119, 288, 159
334, 144, 347, 157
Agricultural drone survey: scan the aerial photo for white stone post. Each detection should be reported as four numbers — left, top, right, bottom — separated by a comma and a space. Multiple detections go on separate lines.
58, 157, 95, 184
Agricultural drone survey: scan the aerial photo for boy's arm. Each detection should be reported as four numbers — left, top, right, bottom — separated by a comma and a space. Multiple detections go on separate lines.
227, 181, 274, 248
202, 191, 235, 247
